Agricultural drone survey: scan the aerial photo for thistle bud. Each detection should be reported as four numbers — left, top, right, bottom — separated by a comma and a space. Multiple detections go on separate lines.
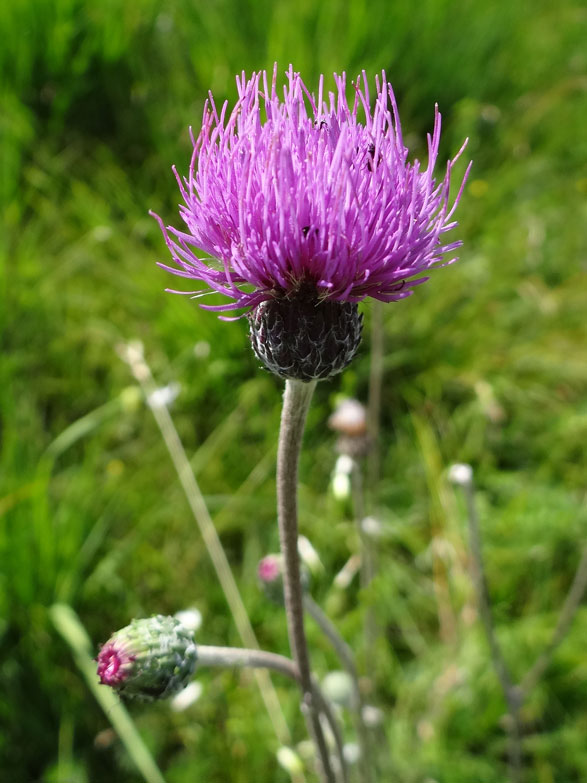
257, 554, 310, 605
328, 398, 371, 457
328, 398, 367, 438
321, 670, 355, 708
96, 615, 197, 701
447, 463, 473, 487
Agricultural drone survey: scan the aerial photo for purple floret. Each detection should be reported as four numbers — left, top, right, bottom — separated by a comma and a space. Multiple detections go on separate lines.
152, 65, 471, 315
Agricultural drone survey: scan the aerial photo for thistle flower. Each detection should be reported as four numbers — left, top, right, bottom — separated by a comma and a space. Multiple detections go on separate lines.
96, 615, 197, 701
153, 66, 470, 380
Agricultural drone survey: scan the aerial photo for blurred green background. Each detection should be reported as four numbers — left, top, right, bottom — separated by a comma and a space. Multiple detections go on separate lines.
1, 0, 587, 780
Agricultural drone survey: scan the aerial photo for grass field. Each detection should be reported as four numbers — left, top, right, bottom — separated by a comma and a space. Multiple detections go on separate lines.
1, 0, 587, 780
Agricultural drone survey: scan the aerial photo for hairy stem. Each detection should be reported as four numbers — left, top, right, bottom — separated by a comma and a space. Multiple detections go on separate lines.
197, 645, 299, 680
198, 645, 347, 782
277, 379, 337, 783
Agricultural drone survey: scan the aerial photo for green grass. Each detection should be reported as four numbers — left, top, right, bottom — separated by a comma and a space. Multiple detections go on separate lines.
1, 0, 587, 780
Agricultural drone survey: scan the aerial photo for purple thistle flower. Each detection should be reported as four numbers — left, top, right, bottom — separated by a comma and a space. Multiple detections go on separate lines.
153, 65, 470, 380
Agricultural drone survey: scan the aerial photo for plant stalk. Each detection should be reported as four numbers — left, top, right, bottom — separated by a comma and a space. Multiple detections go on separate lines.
198, 645, 347, 782
277, 378, 337, 783
304, 595, 372, 783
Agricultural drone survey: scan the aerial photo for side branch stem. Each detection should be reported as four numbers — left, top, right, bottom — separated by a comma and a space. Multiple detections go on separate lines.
197, 645, 299, 680
198, 645, 347, 780
304, 595, 372, 783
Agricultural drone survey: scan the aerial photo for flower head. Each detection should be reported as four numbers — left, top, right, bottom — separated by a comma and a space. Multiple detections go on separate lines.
96, 615, 197, 701
153, 65, 470, 379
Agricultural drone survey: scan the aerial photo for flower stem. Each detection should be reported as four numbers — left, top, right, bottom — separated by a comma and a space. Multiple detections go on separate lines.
197, 645, 299, 680
304, 595, 372, 783
197, 645, 347, 782
350, 458, 377, 661
277, 379, 336, 783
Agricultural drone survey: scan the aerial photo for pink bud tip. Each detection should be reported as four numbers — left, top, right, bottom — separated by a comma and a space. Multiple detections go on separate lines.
96, 642, 135, 686
257, 555, 281, 583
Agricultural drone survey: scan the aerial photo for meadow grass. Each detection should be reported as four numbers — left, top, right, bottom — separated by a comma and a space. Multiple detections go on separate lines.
1, 0, 587, 780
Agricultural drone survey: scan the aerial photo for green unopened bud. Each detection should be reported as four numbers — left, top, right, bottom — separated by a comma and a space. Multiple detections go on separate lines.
96, 615, 197, 701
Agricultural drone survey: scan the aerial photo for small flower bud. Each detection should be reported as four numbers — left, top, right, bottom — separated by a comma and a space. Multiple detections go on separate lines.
447, 463, 473, 487
119, 385, 142, 413
257, 554, 310, 604
96, 615, 197, 701
331, 454, 354, 499
321, 671, 355, 708
362, 704, 385, 727
328, 399, 367, 437
174, 607, 203, 633
343, 742, 361, 765
257, 554, 286, 605
361, 516, 383, 539
329, 398, 371, 457
170, 681, 203, 712
147, 382, 181, 410
298, 535, 324, 574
